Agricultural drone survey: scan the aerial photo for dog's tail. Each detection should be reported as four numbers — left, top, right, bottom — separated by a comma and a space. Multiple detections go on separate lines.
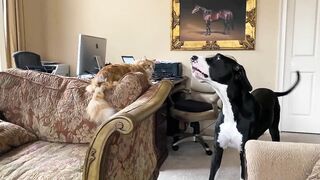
275, 71, 300, 97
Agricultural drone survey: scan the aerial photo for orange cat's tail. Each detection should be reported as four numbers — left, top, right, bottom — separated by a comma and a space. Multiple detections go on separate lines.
86, 72, 109, 93
86, 86, 115, 125
86, 77, 113, 94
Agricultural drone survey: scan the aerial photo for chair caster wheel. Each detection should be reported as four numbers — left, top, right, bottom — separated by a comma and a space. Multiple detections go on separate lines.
206, 150, 213, 155
172, 145, 179, 151
173, 136, 180, 143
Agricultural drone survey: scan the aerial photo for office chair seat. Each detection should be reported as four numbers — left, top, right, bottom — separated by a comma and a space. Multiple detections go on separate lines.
170, 104, 217, 155
169, 77, 220, 156
174, 99, 213, 112
170, 100, 218, 155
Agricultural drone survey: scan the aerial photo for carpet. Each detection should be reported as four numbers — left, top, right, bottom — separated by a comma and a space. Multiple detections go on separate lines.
158, 132, 320, 180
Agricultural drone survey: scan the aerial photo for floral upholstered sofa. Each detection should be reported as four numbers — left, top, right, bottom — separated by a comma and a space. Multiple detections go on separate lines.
0, 69, 172, 180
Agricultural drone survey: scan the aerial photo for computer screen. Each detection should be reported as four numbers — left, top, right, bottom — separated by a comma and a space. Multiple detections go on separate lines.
121, 56, 135, 64
76, 34, 107, 76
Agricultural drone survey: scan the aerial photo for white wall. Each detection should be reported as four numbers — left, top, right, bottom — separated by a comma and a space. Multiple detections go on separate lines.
24, 0, 281, 90
24, 0, 46, 57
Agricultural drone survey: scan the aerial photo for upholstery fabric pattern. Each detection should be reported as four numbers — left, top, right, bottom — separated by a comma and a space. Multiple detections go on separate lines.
106, 72, 150, 111
246, 140, 320, 180
0, 69, 149, 143
103, 115, 157, 180
0, 69, 97, 143
307, 157, 320, 180
0, 119, 37, 154
124, 83, 161, 111
0, 141, 87, 180
0, 69, 162, 180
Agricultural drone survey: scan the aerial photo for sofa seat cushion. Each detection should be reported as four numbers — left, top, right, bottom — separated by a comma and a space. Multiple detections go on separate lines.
0, 141, 87, 180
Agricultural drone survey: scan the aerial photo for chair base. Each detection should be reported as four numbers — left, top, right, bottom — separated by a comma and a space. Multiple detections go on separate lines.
172, 134, 213, 155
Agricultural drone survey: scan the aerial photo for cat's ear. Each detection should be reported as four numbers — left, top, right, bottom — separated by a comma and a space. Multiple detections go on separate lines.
143, 56, 156, 62
147, 58, 156, 62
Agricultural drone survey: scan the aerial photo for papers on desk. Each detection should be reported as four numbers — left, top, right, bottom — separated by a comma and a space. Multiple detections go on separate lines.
78, 74, 95, 80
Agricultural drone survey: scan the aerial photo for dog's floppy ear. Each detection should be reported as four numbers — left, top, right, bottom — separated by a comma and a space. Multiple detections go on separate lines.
233, 65, 252, 91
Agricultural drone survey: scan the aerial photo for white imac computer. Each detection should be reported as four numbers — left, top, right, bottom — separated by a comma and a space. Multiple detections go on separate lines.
77, 34, 106, 78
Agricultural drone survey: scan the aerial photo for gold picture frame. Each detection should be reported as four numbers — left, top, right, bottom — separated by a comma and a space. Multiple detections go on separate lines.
171, 0, 256, 51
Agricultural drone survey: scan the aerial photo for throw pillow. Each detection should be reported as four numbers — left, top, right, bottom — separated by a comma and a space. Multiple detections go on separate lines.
106, 72, 150, 111
307, 157, 320, 180
0, 119, 37, 154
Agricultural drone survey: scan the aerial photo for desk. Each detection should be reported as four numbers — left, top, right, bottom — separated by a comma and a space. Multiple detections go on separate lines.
155, 76, 188, 168
43, 64, 70, 76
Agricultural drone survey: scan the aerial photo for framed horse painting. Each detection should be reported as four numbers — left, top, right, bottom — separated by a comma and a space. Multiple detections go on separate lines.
171, 0, 256, 50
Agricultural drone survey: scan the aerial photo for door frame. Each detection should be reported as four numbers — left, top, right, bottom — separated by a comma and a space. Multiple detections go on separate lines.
277, 0, 288, 131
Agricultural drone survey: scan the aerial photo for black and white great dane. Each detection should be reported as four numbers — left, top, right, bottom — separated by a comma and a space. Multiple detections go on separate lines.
190, 53, 300, 180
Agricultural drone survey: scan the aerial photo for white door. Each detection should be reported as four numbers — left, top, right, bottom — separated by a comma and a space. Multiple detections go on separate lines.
280, 0, 320, 133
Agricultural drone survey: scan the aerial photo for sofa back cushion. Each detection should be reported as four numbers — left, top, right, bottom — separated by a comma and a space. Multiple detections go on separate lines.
0, 69, 149, 143
0, 69, 95, 143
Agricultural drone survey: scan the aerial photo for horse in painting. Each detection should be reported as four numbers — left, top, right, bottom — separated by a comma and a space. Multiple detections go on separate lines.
192, 5, 234, 36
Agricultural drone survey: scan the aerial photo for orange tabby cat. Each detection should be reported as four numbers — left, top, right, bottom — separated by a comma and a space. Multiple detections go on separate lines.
86, 59, 155, 93
86, 59, 155, 123
86, 85, 115, 124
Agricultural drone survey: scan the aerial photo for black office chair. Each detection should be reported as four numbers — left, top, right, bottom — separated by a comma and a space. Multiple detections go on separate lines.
13, 51, 51, 72
169, 76, 220, 155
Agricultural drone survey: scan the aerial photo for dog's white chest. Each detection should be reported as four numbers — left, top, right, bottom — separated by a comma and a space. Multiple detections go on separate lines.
206, 81, 243, 151
217, 121, 243, 151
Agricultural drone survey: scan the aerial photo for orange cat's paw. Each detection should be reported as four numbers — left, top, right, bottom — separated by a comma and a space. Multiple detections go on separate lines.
86, 84, 95, 93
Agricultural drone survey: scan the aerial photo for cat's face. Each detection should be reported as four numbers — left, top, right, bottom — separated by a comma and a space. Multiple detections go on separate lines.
135, 59, 155, 74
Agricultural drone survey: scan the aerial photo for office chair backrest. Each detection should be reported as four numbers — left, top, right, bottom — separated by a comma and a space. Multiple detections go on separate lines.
190, 75, 215, 93
13, 51, 42, 70
190, 75, 222, 109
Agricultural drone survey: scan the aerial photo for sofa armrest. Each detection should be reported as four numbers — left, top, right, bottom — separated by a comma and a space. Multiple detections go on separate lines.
245, 140, 320, 180
83, 80, 173, 180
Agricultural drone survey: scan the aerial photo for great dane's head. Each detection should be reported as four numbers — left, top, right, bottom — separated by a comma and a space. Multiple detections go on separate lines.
191, 53, 252, 98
